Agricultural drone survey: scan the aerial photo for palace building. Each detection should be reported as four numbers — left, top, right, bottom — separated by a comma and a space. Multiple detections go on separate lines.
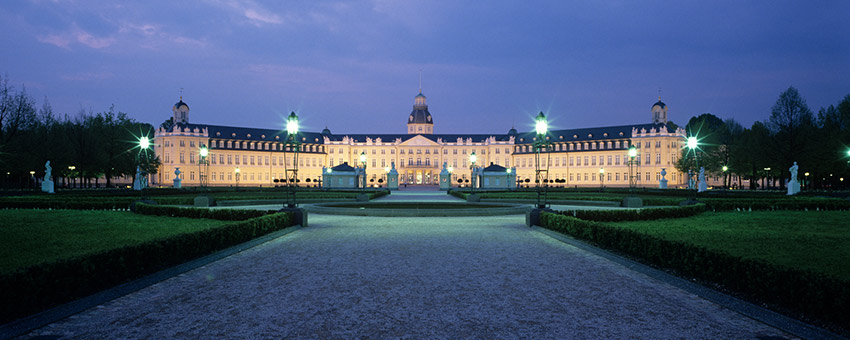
153, 91, 687, 188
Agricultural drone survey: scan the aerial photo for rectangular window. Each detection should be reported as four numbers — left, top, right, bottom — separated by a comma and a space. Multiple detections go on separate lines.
190, 153, 195, 164
190, 171, 195, 180
644, 153, 650, 165
243, 155, 247, 165
583, 156, 588, 166
265, 156, 269, 165
250, 156, 255, 165
591, 157, 596, 166
607, 155, 612, 165
646, 172, 650, 181
656, 153, 661, 164
616, 173, 620, 181
211, 154, 216, 164
569, 157, 574, 166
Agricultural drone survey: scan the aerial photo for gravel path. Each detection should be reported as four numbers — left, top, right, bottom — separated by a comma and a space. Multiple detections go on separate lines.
23, 214, 793, 339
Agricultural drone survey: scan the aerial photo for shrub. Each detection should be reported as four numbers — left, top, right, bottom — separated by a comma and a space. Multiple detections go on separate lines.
539, 212, 850, 330
557, 204, 706, 222
133, 203, 273, 221
701, 197, 850, 211
448, 190, 467, 200
0, 212, 293, 324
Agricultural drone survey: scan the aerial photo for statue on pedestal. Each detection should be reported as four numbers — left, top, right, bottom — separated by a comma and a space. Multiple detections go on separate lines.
659, 168, 668, 189
698, 167, 708, 192
787, 161, 800, 195
173, 167, 182, 188
133, 166, 144, 190
41, 160, 55, 194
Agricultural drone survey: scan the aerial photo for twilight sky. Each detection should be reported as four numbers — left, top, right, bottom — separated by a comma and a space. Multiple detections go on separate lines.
2, 0, 848, 135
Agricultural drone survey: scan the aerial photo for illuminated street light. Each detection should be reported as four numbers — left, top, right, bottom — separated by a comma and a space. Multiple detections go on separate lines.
687, 136, 697, 150
284, 112, 300, 208
469, 151, 477, 194
599, 168, 605, 190
139, 136, 150, 150
533, 112, 549, 209
199, 145, 209, 188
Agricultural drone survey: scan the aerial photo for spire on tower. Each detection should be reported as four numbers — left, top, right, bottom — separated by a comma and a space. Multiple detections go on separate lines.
418, 69, 422, 93
180, 87, 184, 101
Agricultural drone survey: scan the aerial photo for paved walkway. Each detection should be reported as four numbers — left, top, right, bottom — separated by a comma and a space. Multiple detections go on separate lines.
22, 214, 794, 339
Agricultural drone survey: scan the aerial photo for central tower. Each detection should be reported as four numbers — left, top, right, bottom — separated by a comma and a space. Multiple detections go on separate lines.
407, 90, 434, 134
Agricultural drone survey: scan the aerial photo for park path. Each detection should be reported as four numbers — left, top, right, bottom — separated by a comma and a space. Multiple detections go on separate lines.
21, 213, 793, 339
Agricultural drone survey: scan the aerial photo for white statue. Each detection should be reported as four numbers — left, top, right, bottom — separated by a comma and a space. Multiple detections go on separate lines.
787, 162, 800, 195
697, 167, 707, 192
133, 166, 144, 190
173, 167, 182, 188
41, 160, 55, 194
659, 168, 668, 189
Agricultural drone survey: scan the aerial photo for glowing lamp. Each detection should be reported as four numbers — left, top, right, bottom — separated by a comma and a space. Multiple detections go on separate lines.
359, 151, 366, 165
535, 112, 548, 136
469, 152, 477, 165
286, 112, 299, 135
199, 146, 209, 157
628, 146, 637, 158
140, 136, 150, 149
687, 136, 697, 150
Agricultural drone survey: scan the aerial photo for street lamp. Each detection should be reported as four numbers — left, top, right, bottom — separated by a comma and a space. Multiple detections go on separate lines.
469, 151, 477, 194
804, 172, 810, 190
533, 112, 549, 209
199, 144, 209, 188
359, 151, 367, 192
687, 136, 699, 200
722, 165, 728, 189
628, 145, 638, 193
138, 135, 152, 200
283, 112, 300, 208
235, 167, 240, 188
29, 170, 35, 189
68, 165, 76, 188
448, 166, 454, 188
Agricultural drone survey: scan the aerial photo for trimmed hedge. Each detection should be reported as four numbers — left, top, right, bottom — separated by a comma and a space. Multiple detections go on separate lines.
448, 190, 467, 200
134, 203, 273, 221
539, 212, 850, 330
369, 190, 390, 200
700, 197, 850, 211
0, 197, 135, 210
558, 204, 705, 222
0, 211, 293, 324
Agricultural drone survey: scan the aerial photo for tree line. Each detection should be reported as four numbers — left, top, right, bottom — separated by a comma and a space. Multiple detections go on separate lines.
676, 86, 850, 190
0, 75, 159, 189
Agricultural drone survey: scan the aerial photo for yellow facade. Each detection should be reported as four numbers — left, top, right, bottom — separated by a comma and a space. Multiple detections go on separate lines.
153, 93, 687, 188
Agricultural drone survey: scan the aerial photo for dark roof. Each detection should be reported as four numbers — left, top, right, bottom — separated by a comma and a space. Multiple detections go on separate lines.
168, 123, 326, 144
408, 108, 433, 125
482, 163, 508, 172
323, 133, 514, 144
508, 127, 518, 136
514, 123, 668, 144
652, 100, 666, 109
174, 100, 189, 110
321, 127, 332, 136
330, 162, 355, 171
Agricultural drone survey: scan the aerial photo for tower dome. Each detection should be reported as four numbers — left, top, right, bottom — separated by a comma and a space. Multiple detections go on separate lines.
407, 90, 433, 134
651, 97, 668, 124
172, 97, 190, 124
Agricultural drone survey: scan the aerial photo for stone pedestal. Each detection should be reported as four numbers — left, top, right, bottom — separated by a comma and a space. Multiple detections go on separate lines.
787, 180, 800, 196
279, 207, 308, 228
41, 179, 54, 194
387, 164, 399, 190
698, 181, 707, 193
194, 195, 215, 207
173, 178, 182, 188
621, 196, 643, 208
526, 207, 554, 227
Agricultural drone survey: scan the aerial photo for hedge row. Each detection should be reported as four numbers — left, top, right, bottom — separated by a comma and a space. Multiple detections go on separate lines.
0, 197, 135, 210
134, 203, 274, 221
0, 211, 294, 324
700, 197, 850, 211
558, 204, 706, 222
369, 190, 390, 200
447, 190, 467, 200
539, 212, 850, 330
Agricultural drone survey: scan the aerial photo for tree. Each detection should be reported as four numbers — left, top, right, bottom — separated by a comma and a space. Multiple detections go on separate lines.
675, 113, 726, 177
731, 122, 773, 189
769, 86, 815, 189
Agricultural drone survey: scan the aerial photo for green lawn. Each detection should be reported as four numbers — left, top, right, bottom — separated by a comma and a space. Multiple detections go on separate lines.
608, 211, 850, 281
0, 209, 231, 274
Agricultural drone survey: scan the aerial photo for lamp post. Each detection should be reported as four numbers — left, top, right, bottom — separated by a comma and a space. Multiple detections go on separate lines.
804, 172, 810, 190
533, 112, 549, 209
235, 167, 240, 188
283, 112, 300, 208
68, 165, 76, 188
599, 168, 605, 190
506, 168, 512, 190
139, 136, 151, 200
469, 151, 477, 194
722, 165, 728, 190
359, 151, 367, 192
448, 166, 454, 188
199, 144, 209, 188
627, 145, 638, 193
29, 171, 35, 189
764, 167, 771, 190
687, 136, 699, 200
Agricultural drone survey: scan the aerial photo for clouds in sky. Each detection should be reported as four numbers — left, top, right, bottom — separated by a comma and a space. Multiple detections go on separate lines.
3, 0, 849, 134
